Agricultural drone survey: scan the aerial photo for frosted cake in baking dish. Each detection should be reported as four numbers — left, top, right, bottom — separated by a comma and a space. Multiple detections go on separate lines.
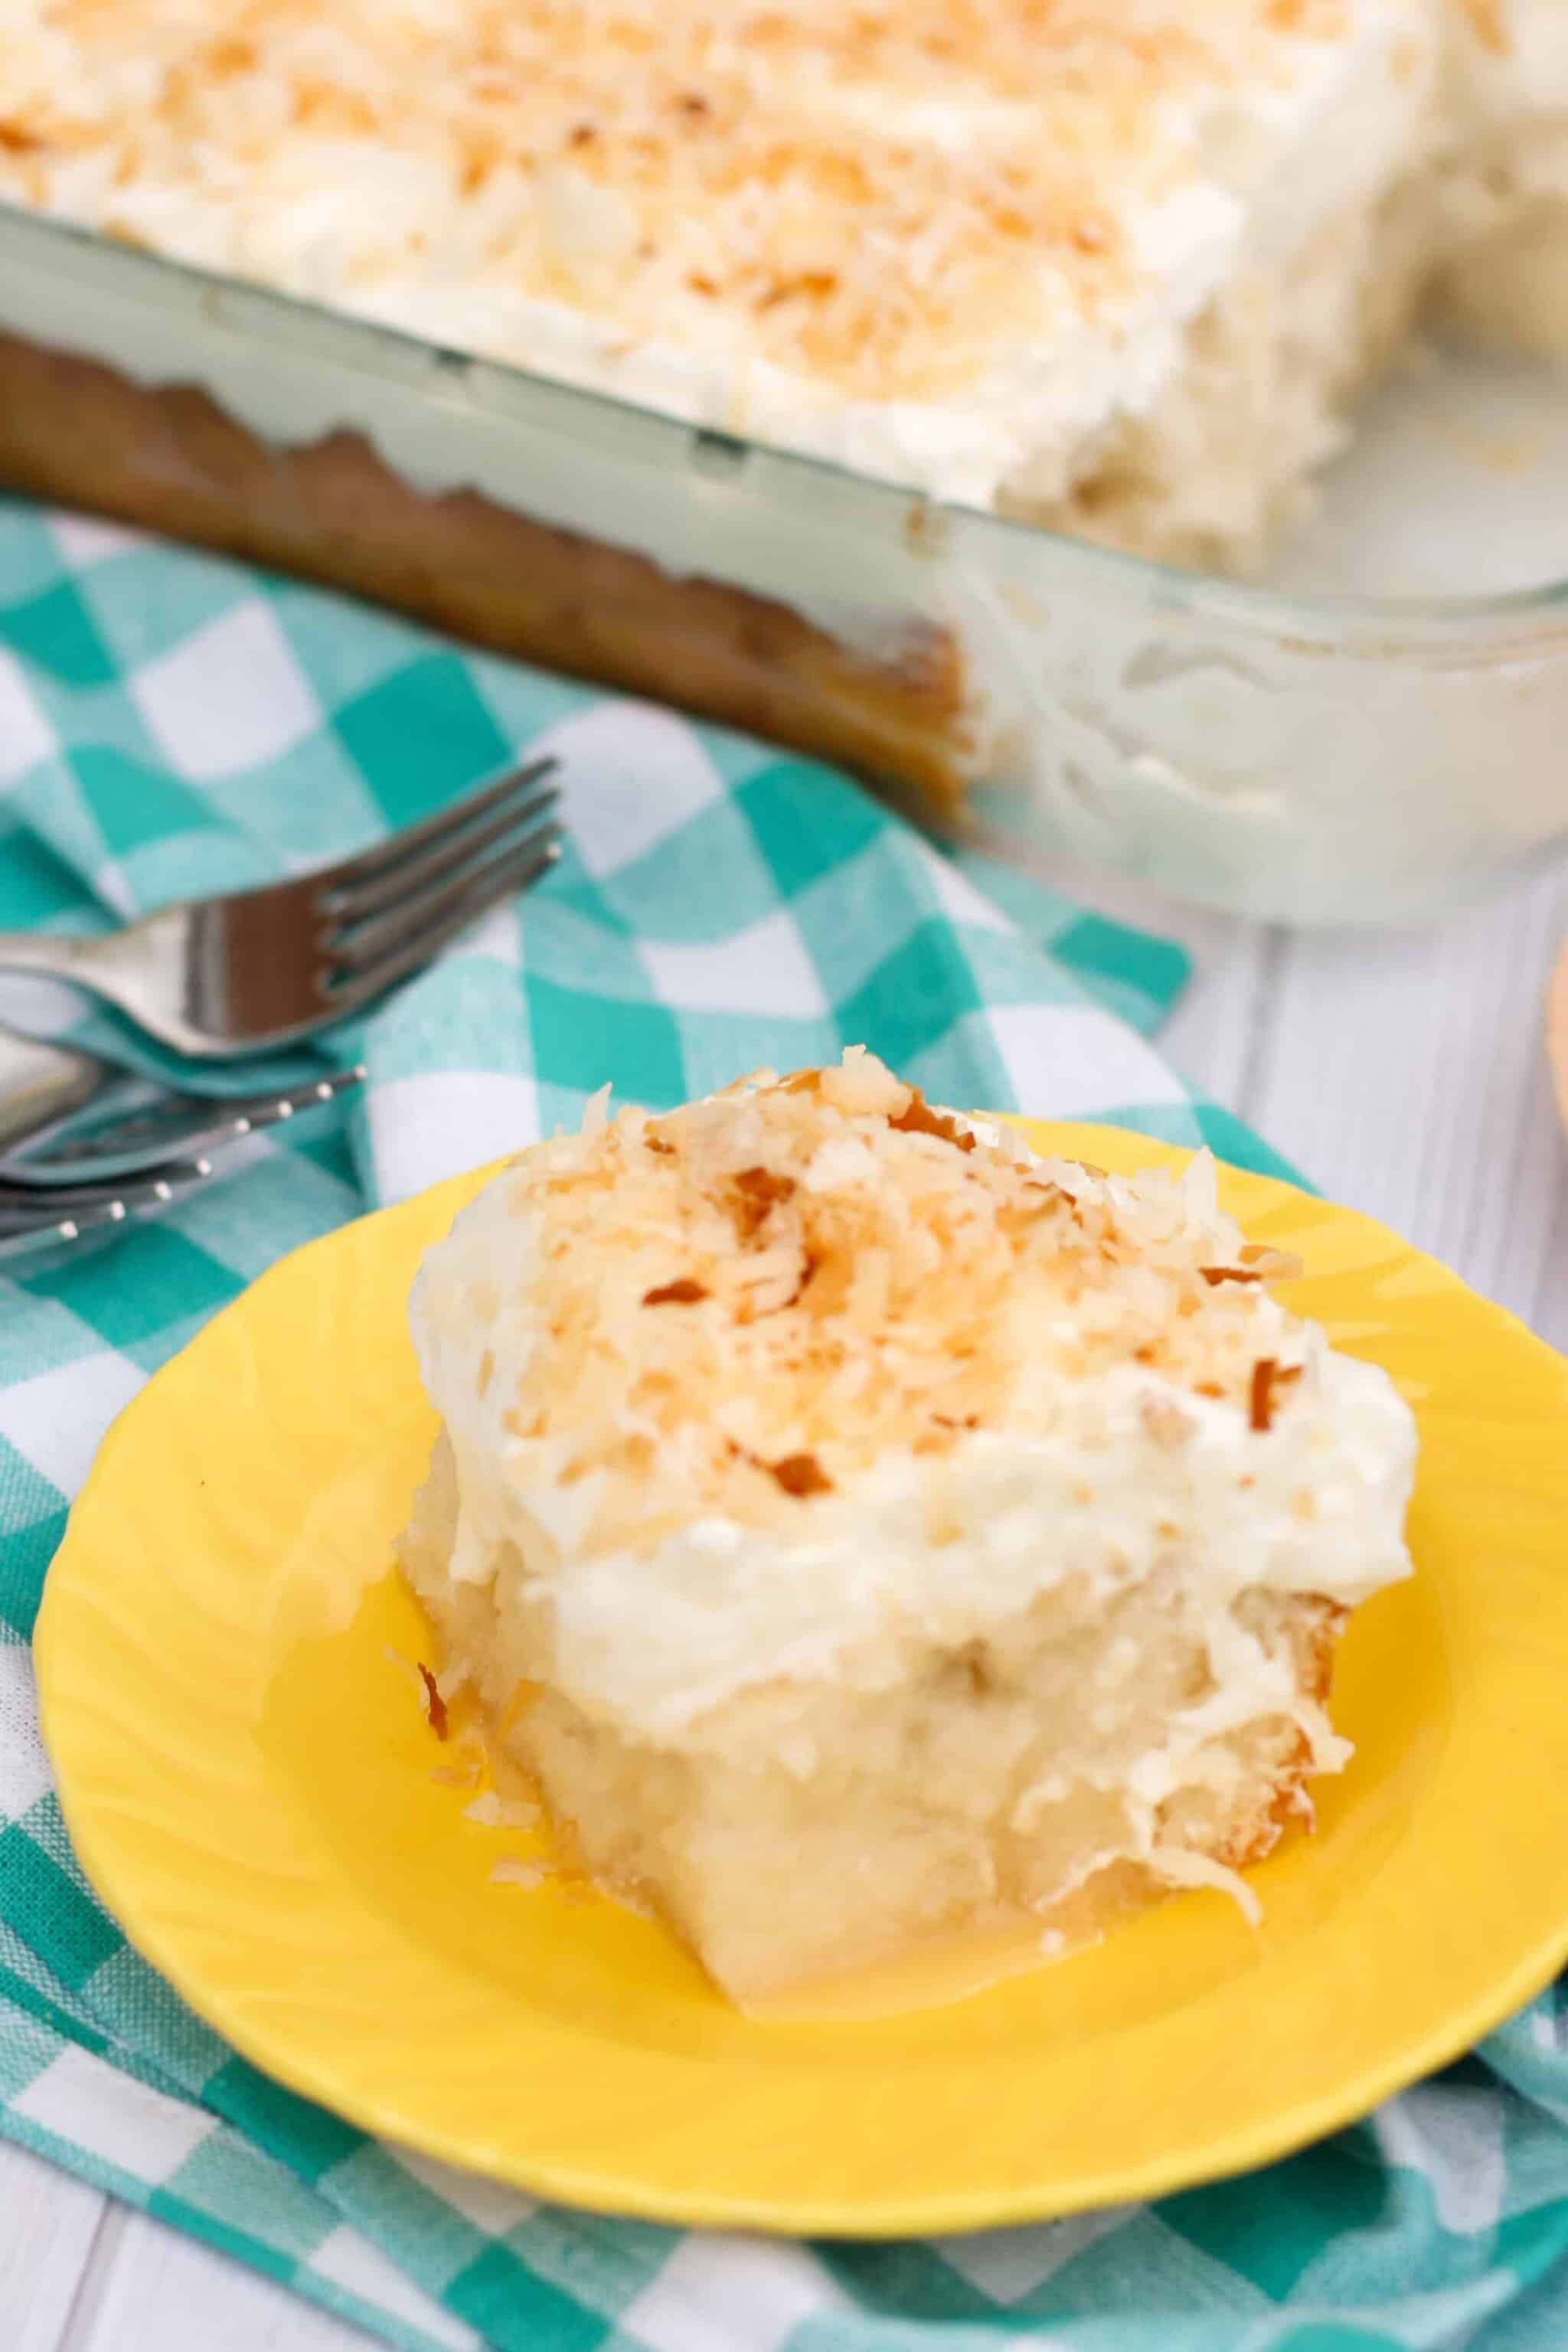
398, 1054, 1416, 2002
2, 3, 1563, 828
0, 1, 1561, 570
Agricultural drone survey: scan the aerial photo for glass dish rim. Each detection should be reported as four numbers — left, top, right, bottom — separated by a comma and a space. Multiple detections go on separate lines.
5, 194, 1568, 651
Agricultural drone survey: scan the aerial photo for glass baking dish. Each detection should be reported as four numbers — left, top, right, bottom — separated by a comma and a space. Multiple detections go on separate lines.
3, 195, 1566, 929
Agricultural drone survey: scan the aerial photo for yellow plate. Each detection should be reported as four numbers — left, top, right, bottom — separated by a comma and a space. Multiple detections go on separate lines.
34, 1123, 1568, 2237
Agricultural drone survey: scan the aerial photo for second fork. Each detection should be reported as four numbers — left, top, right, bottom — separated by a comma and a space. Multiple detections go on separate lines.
0, 757, 561, 1060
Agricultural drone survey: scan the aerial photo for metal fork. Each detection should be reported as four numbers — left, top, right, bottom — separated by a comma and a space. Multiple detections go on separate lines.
0, 1038, 366, 1186
0, 1158, 220, 1266
0, 759, 560, 1058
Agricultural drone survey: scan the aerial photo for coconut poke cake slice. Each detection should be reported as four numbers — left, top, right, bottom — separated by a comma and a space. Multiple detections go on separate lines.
399, 1053, 1416, 2003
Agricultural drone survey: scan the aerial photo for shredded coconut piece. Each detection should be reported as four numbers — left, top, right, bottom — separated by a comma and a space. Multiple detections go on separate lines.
1250, 1357, 1304, 1433
488, 1857, 548, 1890
416, 1661, 449, 1740
1147, 1842, 1265, 1929
463, 1789, 543, 1829
1240, 1246, 1305, 1282
580, 1082, 614, 1138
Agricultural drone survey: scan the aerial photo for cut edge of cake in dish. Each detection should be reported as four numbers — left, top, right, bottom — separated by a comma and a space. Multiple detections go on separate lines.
397, 1052, 1416, 2004
0, 328, 972, 818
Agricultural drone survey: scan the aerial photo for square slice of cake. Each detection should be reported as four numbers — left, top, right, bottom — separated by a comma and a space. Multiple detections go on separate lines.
399, 1052, 1415, 2003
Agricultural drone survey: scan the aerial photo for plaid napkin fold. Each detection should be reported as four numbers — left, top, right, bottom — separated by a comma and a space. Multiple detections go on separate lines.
1, 498, 1566, 2352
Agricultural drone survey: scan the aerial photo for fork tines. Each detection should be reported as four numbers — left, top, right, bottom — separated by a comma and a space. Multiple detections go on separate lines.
318, 757, 562, 1010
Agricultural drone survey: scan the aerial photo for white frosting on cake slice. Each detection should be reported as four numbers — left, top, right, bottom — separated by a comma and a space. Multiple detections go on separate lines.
410, 1054, 1414, 1740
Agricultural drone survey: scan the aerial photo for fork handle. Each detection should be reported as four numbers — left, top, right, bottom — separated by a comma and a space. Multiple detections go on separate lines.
0, 1027, 115, 1155
0, 932, 93, 982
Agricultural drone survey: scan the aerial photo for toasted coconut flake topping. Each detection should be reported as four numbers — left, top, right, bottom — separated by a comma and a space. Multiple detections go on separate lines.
0, 0, 1372, 406
887, 1089, 977, 1152
1240, 1244, 1305, 1282
1457, 0, 1507, 54
769, 1450, 833, 1496
1250, 1357, 1303, 1433
416, 1661, 449, 1740
439, 1051, 1317, 1558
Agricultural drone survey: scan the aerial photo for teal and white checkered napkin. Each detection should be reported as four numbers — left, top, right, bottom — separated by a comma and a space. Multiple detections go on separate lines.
2, 498, 1566, 2352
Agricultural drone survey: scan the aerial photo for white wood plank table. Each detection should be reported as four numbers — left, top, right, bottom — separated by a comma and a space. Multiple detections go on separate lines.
5, 856, 1566, 2352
